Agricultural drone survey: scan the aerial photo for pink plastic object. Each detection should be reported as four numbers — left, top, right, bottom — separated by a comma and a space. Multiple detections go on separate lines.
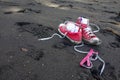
80, 49, 98, 67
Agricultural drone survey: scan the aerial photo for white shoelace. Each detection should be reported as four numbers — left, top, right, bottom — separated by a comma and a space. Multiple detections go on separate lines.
74, 43, 88, 53
90, 23, 100, 33
83, 23, 100, 37
38, 33, 67, 41
97, 55, 105, 75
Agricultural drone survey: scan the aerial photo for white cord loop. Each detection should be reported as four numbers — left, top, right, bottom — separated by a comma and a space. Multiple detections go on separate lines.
74, 43, 88, 53
38, 33, 66, 41
90, 23, 100, 33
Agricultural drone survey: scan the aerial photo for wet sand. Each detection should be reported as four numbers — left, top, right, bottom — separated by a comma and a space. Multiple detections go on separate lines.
0, 0, 120, 80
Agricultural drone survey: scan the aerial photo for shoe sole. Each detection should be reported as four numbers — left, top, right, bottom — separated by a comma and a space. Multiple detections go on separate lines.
58, 28, 82, 44
83, 39, 102, 45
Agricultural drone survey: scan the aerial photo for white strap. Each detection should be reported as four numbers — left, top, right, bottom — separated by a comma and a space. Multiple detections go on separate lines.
90, 23, 100, 33
74, 43, 89, 54
38, 33, 66, 41
97, 55, 105, 75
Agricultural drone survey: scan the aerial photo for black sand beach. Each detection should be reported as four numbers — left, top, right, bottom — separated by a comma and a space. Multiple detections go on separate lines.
0, 0, 120, 80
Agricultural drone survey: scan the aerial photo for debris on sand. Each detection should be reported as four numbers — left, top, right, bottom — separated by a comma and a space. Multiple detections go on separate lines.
21, 48, 28, 52
3, 6, 25, 14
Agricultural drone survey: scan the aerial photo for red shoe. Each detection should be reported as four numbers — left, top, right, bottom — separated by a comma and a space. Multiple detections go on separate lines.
76, 17, 101, 45
58, 21, 82, 44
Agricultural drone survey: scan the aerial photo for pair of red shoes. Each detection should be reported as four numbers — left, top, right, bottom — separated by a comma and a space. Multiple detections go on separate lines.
58, 17, 101, 45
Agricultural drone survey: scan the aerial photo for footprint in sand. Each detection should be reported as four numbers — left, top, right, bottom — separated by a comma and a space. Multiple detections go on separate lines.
35, 0, 88, 10
109, 42, 120, 48
34, 0, 100, 15
99, 20, 120, 27
21, 73, 38, 80
100, 28, 120, 49
111, 12, 120, 22
0, 64, 14, 79
21, 45, 45, 61
61, 17, 72, 22
53, 42, 67, 49
35, 0, 72, 10
0, 1, 19, 6
76, 63, 117, 80
0, 33, 1, 39
90, 63, 117, 80
53, 40, 73, 49
76, 68, 94, 80
27, 48, 45, 61
15, 22, 54, 38
3, 6, 41, 14
103, 10, 117, 15
118, 70, 120, 79
102, 63, 117, 80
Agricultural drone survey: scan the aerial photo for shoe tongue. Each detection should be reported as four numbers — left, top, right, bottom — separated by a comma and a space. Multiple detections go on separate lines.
66, 23, 76, 30
81, 17, 89, 28
66, 23, 79, 32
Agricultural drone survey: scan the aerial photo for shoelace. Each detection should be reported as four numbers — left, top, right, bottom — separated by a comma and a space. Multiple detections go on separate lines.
38, 23, 105, 75
90, 23, 100, 33
83, 23, 100, 37
84, 27, 95, 36
38, 33, 67, 41
74, 43, 88, 53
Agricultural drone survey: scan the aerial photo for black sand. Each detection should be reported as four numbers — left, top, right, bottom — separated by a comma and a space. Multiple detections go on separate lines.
0, 0, 120, 80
